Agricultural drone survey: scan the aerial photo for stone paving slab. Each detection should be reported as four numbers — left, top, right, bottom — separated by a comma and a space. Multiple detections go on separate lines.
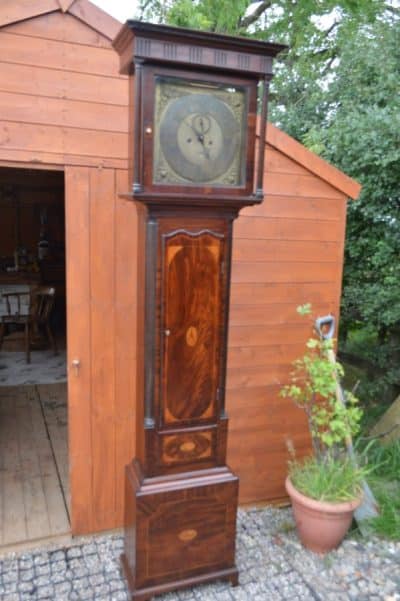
0, 350, 66, 386
0, 507, 399, 600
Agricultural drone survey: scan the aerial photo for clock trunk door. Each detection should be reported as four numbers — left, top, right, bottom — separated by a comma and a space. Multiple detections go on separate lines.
160, 229, 225, 428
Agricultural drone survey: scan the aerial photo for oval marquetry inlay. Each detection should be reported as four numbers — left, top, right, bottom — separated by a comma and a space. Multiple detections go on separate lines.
164, 433, 211, 462
178, 528, 198, 542
180, 441, 196, 452
185, 325, 198, 347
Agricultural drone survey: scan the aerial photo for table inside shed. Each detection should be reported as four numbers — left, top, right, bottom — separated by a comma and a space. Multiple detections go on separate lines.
0, 272, 40, 314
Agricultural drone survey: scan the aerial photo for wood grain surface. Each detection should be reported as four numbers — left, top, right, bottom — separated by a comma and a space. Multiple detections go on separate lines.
0, 11, 128, 169
0, 6, 353, 532
162, 232, 223, 424
123, 461, 238, 597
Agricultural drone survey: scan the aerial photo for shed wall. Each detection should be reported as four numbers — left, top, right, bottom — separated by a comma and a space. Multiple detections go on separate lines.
0, 11, 135, 534
227, 149, 347, 503
0, 10, 348, 533
0, 11, 129, 169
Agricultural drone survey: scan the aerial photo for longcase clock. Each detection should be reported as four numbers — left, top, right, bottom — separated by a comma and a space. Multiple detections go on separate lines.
113, 21, 284, 601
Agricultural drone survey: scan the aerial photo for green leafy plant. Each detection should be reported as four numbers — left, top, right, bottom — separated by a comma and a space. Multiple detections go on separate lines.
280, 304, 366, 502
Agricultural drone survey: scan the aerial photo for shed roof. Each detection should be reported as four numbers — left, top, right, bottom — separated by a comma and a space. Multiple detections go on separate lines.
265, 123, 361, 200
0, 0, 120, 40
0, 1, 361, 200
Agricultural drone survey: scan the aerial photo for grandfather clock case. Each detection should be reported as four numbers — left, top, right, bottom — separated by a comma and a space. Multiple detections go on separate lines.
114, 21, 283, 601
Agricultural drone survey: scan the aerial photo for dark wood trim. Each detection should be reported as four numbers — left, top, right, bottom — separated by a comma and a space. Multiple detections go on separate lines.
121, 193, 260, 210
127, 20, 285, 56
131, 457, 237, 489
219, 217, 235, 417
143, 214, 158, 428
113, 20, 286, 77
133, 59, 143, 193
256, 76, 271, 198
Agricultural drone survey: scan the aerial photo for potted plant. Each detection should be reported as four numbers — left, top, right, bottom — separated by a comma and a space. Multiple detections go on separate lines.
280, 304, 366, 553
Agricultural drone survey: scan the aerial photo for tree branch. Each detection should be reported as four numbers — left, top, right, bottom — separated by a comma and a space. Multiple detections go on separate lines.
312, 45, 338, 58
321, 54, 338, 76
239, 0, 272, 29
384, 5, 400, 16
323, 20, 339, 38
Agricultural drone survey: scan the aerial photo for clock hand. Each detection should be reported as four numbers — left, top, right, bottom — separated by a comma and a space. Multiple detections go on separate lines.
184, 119, 211, 159
200, 140, 211, 159
192, 114, 211, 136
195, 132, 211, 159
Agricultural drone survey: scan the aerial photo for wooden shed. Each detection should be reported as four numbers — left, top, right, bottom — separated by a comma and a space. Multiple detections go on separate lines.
0, 0, 360, 540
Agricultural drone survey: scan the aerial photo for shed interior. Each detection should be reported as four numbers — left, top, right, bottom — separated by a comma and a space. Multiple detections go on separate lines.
0, 167, 69, 551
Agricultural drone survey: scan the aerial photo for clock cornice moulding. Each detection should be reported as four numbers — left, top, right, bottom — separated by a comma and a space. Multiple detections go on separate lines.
113, 20, 287, 76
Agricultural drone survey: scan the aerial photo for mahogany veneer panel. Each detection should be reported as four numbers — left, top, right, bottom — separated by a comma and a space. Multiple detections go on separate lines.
122, 461, 238, 600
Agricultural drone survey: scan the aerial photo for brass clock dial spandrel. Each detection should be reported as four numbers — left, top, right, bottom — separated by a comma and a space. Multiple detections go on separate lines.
153, 77, 248, 186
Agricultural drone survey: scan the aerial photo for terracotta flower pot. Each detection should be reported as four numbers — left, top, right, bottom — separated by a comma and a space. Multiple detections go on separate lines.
285, 476, 362, 554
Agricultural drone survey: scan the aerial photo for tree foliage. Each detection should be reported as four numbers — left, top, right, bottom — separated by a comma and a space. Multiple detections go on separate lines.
303, 19, 400, 398
135, 0, 400, 397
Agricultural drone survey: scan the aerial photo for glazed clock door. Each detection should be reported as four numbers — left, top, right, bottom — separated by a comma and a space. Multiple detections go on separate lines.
139, 64, 259, 197
155, 225, 227, 472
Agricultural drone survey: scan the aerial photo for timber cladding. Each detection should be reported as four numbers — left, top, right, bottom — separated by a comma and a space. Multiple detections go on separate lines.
0, 2, 360, 535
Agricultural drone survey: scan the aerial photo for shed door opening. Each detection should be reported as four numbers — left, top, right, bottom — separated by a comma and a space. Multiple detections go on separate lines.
0, 166, 69, 550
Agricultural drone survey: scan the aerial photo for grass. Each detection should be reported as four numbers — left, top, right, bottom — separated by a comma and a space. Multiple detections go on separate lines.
331, 324, 400, 539
288, 454, 366, 503
361, 440, 400, 540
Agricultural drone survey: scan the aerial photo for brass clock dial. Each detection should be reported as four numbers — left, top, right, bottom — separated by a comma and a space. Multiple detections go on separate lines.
153, 77, 247, 186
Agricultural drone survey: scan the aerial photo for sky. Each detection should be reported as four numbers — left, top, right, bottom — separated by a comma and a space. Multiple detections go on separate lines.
90, 0, 138, 23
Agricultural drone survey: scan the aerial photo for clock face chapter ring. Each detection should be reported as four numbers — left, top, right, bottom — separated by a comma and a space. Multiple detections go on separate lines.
158, 92, 241, 184
153, 77, 247, 186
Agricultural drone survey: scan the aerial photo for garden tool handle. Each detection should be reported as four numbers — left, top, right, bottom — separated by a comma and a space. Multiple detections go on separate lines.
315, 315, 380, 523
315, 314, 335, 340
315, 314, 354, 451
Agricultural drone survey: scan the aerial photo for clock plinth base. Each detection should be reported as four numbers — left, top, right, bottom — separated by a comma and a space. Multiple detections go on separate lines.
122, 460, 239, 600
121, 556, 238, 601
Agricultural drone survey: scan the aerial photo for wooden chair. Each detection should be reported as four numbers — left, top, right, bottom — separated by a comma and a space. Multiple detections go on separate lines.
0, 286, 57, 363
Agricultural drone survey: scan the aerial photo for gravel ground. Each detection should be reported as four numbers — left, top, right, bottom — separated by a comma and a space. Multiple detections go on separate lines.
0, 506, 399, 601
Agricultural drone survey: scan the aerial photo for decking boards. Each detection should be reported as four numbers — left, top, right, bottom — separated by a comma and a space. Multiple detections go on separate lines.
0, 384, 69, 549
